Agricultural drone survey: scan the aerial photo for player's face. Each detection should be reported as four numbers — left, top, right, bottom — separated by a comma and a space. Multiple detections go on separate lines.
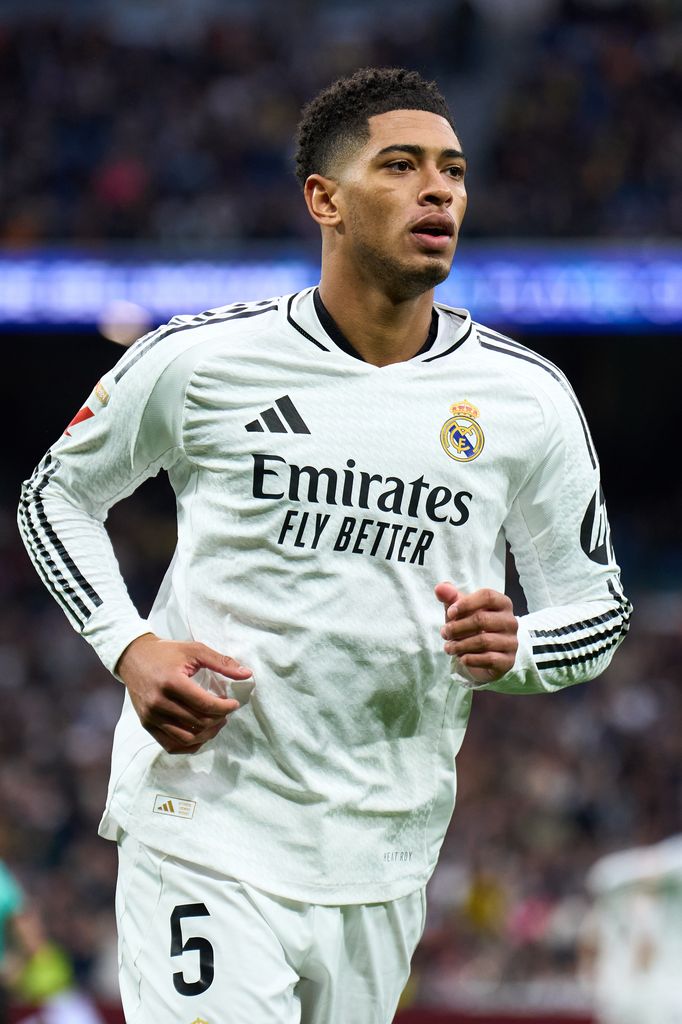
335, 109, 467, 299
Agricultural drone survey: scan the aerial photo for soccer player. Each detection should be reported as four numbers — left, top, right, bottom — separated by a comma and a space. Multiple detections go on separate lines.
18, 68, 631, 1023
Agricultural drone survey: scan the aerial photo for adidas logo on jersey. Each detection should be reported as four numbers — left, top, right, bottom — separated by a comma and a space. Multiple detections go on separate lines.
245, 395, 310, 435
153, 794, 196, 819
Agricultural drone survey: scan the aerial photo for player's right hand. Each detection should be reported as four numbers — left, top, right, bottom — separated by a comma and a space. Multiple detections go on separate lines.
115, 633, 253, 754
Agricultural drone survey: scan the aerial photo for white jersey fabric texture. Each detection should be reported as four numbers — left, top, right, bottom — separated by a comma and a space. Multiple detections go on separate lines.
19, 288, 631, 904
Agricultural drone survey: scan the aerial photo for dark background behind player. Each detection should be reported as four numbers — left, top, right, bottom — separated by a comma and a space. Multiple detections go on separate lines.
1, 0, 680, 1019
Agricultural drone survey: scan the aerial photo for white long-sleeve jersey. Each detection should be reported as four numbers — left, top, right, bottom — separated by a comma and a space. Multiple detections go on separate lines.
18, 288, 631, 904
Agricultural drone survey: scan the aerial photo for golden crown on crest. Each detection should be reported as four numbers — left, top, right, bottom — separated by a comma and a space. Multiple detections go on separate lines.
449, 400, 479, 419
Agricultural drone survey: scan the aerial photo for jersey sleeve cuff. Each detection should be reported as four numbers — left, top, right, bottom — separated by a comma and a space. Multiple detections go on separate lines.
84, 615, 155, 678
449, 624, 546, 694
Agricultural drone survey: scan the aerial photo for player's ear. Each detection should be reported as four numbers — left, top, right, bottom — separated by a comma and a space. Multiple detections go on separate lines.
304, 174, 341, 228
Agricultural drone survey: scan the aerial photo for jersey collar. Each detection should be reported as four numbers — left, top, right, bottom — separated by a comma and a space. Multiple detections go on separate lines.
286, 287, 473, 366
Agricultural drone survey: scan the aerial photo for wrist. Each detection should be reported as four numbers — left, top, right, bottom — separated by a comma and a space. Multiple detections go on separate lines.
115, 632, 159, 682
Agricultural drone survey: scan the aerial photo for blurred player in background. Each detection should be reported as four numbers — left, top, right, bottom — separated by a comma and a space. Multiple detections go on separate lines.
580, 837, 682, 1024
0, 861, 22, 1022
0, 861, 104, 1024
18, 68, 631, 1023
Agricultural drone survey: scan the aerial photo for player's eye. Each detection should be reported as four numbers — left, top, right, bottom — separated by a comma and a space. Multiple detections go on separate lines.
446, 165, 465, 179
386, 160, 412, 172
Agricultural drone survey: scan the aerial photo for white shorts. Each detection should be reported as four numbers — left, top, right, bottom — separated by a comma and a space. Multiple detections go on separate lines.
116, 833, 426, 1024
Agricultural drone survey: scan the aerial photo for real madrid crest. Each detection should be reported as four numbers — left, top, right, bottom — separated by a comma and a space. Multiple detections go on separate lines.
440, 400, 484, 462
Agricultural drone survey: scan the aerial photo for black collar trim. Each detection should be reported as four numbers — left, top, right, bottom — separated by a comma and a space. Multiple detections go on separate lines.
313, 288, 439, 363
421, 316, 472, 362
287, 292, 329, 351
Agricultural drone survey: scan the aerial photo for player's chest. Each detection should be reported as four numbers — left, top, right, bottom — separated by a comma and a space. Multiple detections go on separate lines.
183, 364, 540, 531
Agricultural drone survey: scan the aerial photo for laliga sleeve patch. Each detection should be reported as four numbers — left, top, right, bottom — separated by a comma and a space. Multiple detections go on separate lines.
580, 486, 613, 565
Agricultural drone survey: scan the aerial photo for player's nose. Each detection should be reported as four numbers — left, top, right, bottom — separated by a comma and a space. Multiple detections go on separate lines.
417, 169, 453, 207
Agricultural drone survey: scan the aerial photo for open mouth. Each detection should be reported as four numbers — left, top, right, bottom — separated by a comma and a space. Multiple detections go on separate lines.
410, 220, 454, 250
410, 215, 455, 248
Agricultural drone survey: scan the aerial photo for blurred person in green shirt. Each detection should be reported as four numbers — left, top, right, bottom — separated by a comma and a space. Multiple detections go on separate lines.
0, 860, 104, 1024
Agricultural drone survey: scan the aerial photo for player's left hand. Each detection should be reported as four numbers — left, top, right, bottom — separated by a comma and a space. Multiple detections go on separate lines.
434, 582, 518, 682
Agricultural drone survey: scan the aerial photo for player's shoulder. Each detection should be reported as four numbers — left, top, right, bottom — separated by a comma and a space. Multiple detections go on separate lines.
472, 319, 578, 407
109, 295, 284, 386
472, 319, 597, 461
151, 294, 282, 345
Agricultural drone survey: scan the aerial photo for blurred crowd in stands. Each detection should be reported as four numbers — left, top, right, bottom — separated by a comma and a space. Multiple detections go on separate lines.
0, 0, 679, 247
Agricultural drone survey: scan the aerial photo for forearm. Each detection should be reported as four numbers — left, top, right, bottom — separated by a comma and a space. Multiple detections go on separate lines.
18, 461, 150, 674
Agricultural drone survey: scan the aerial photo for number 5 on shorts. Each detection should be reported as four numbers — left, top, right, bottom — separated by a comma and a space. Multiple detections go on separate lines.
170, 903, 215, 996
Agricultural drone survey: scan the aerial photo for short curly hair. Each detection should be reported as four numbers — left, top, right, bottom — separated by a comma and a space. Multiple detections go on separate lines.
294, 67, 455, 188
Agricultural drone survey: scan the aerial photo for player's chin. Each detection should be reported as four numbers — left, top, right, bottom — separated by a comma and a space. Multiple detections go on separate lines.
393, 260, 450, 299
410, 253, 452, 287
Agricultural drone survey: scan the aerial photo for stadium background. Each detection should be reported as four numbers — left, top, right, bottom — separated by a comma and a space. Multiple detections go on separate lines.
1, 0, 680, 1020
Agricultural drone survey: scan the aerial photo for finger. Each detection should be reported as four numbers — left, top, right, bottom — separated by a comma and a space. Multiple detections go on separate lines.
160, 719, 227, 750
441, 609, 518, 641
186, 720, 227, 744
145, 703, 229, 734
146, 724, 204, 755
434, 582, 460, 609
444, 632, 519, 657
458, 651, 515, 680
451, 588, 513, 618
188, 644, 253, 679
163, 676, 241, 719
434, 582, 462, 625
162, 721, 206, 746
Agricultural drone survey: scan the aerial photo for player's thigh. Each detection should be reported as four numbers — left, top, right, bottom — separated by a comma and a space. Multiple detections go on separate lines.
344, 887, 426, 1023
116, 833, 300, 1024
300, 887, 426, 1024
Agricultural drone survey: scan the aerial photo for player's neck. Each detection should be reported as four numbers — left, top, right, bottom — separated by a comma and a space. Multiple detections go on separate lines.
318, 273, 435, 367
